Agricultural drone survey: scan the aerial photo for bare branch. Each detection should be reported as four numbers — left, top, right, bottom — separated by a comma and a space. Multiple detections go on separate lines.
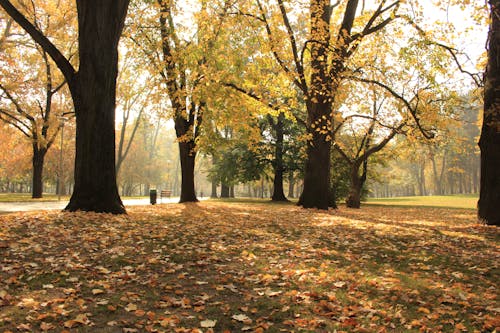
402, 15, 483, 87
350, 76, 435, 139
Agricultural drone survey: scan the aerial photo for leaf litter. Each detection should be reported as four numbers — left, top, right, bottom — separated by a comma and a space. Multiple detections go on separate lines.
0, 202, 498, 332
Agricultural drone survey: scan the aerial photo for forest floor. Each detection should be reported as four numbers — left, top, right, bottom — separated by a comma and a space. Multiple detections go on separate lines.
0, 201, 498, 333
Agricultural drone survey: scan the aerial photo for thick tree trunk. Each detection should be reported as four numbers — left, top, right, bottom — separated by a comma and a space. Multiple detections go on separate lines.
479, 1, 500, 225
32, 146, 46, 199
298, 127, 331, 209
0, 1, 129, 213
65, 1, 129, 214
178, 141, 198, 202
272, 171, 286, 201
220, 184, 230, 198
298, 0, 336, 210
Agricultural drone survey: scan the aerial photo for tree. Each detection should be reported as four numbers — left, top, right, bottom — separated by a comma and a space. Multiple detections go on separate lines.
129, 0, 231, 203
333, 91, 405, 208
0, 7, 70, 198
478, 0, 500, 225
0, 122, 31, 192
231, 0, 406, 209
268, 112, 288, 201
0, 0, 130, 213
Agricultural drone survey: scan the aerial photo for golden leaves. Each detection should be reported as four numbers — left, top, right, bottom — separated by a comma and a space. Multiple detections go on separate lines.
0, 203, 497, 332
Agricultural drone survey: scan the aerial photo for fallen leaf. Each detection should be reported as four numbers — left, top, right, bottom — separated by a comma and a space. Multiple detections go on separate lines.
200, 319, 217, 328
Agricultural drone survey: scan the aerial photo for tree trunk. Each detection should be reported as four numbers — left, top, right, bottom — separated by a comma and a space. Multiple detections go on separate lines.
271, 113, 288, 201
346, 166, 361, 208
220, 184, 230, 198
298, 125, 331, 209
178, 141, 198, 202
478, 0, 500, 225
430, 152, 444, 195
417, 162, 426, 196
211, 181, 218, 198
65, 1, 129, 214
210, 155, 218, 198
288, 172, 295, 198
32, 146, 47, 199
298, 0, 336, 209
346, 160, 367, 208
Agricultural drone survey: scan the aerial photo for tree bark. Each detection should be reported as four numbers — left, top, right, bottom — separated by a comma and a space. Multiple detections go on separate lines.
288, 172, 295, 198
66, 1, 129, 213
478, 0, 500, 225
298, 129, 331, 209
220, 184, 230, 198
297, 0, 334, 209
211, 181, 218, 198
210, 155, 218, 198
271, 113, 288, 201
346, 158, 368, 208
178, 141, 198, 202
31, 146, 47, 199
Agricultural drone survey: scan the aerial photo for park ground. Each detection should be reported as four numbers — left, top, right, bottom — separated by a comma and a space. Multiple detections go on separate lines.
0, 199, 498, 332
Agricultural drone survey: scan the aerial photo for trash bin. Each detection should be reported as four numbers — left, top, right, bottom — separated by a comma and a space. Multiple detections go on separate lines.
150, 189, 157, 205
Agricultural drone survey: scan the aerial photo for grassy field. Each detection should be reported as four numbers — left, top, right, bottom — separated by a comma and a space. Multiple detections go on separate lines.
0, 201, 498, 332
0, 193, 69, 202
365, 194, 478, 210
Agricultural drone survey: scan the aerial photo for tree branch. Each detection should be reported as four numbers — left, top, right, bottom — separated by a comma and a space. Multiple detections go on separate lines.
0, 0, 76, 84
0, 109, 31, 137
349, 76, 435, 139
224, 82, 306, 127
402, 15, 483, 87
0, 82, 36, 123
255, 0, 303, 91
276, 0, 307, 91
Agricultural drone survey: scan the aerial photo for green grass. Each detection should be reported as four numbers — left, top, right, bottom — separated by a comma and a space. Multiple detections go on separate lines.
365, 194, 478, 209
0, 193, 70, 202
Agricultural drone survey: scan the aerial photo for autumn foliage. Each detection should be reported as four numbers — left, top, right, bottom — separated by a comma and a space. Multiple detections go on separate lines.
0, 202, 498, 332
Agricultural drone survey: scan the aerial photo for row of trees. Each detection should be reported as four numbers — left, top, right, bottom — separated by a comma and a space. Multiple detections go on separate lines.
0, 1, 497, 224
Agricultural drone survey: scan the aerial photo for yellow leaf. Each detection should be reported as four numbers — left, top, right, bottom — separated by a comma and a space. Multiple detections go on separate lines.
125, 303, 137, 312
418, 307, 430, 314
200, 319, 217, 328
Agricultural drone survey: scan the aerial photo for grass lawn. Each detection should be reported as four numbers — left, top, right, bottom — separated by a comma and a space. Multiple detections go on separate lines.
365, 194, 479, 210
0, 193, 69, 202
0, 201, 498, 332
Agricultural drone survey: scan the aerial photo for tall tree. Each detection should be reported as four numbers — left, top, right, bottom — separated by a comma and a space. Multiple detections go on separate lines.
0, 3, 73, 198
478, 0, 500, 225
0, 0, 130, 213
130, 0, 229, 202
232, 0, 402, 209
